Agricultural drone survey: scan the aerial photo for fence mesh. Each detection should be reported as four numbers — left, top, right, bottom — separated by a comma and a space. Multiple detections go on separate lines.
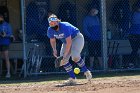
106, 0, 140, 69
24, 0, 140, 76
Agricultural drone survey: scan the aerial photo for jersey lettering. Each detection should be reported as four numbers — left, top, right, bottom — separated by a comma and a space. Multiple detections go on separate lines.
54, 33, 64, 39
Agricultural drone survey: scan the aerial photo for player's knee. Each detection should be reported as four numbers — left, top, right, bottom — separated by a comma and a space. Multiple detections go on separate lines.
72, 57, 80, 62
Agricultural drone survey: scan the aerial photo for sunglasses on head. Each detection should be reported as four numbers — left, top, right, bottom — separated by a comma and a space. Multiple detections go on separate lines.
48, 17, 58, 23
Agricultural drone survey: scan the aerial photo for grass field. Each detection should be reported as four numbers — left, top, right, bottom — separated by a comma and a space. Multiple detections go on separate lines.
0, 70, 140, 93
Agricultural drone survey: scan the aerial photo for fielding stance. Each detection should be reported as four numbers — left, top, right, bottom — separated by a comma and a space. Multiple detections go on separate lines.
47, 14, 92, 85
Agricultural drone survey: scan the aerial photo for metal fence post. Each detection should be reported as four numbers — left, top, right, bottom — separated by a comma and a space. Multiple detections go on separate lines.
100, 0, 108, 71
21, 0, 27, 78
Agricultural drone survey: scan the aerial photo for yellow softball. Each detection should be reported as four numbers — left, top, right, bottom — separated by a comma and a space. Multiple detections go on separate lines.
74, 68, 80, 74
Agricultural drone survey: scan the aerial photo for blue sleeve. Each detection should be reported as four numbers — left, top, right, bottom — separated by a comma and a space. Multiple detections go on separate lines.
6, 24, 12, 37
47, 28, 54, 38
83, 17, 91, 37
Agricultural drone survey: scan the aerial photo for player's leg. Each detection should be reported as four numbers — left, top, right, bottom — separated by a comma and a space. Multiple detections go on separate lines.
88, 40, 95, 70
71, 33, 92, 81
96, 40, 102, 69
1, 45, 11, 78
60, 44, 76, 85
129, 35, 139, 67
130, 36, 140, 67
0, 46, 2, 76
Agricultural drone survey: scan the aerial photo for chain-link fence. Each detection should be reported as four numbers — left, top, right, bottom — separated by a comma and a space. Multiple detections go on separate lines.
21, 0, 140, 77
106, 0, 140, 70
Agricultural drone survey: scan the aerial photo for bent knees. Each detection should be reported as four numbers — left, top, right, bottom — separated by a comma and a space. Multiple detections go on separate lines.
61, 57, 81, 66
72, 57, 80, 62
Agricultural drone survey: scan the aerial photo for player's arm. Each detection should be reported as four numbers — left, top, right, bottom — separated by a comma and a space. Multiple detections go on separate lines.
50, 38, 56, 51
50, 38, 57, 57
63, 36, 72, 59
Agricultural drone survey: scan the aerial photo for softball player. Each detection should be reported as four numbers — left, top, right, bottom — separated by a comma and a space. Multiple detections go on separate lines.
83, 7, 102, 70
128, 6, 140, 68
0, 14, 13, 78
47, 14, 92, 85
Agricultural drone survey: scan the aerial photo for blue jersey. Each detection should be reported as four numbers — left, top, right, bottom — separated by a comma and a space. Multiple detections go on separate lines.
83, 15, 101, 41
129, 11, 140, 35
0, 22, 12, 45
47, 22, 79, 43
131, 12, 140, 25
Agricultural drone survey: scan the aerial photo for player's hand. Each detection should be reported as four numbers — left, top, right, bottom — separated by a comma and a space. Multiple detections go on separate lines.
59, 56, 67, 66
54, 56, 63, 68
53, 49, 57, 58
60, 58, 65, 65
0, 31, 6, 37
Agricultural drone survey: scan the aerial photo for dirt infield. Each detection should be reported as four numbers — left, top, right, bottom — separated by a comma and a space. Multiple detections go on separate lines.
0, 75, 140, 93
